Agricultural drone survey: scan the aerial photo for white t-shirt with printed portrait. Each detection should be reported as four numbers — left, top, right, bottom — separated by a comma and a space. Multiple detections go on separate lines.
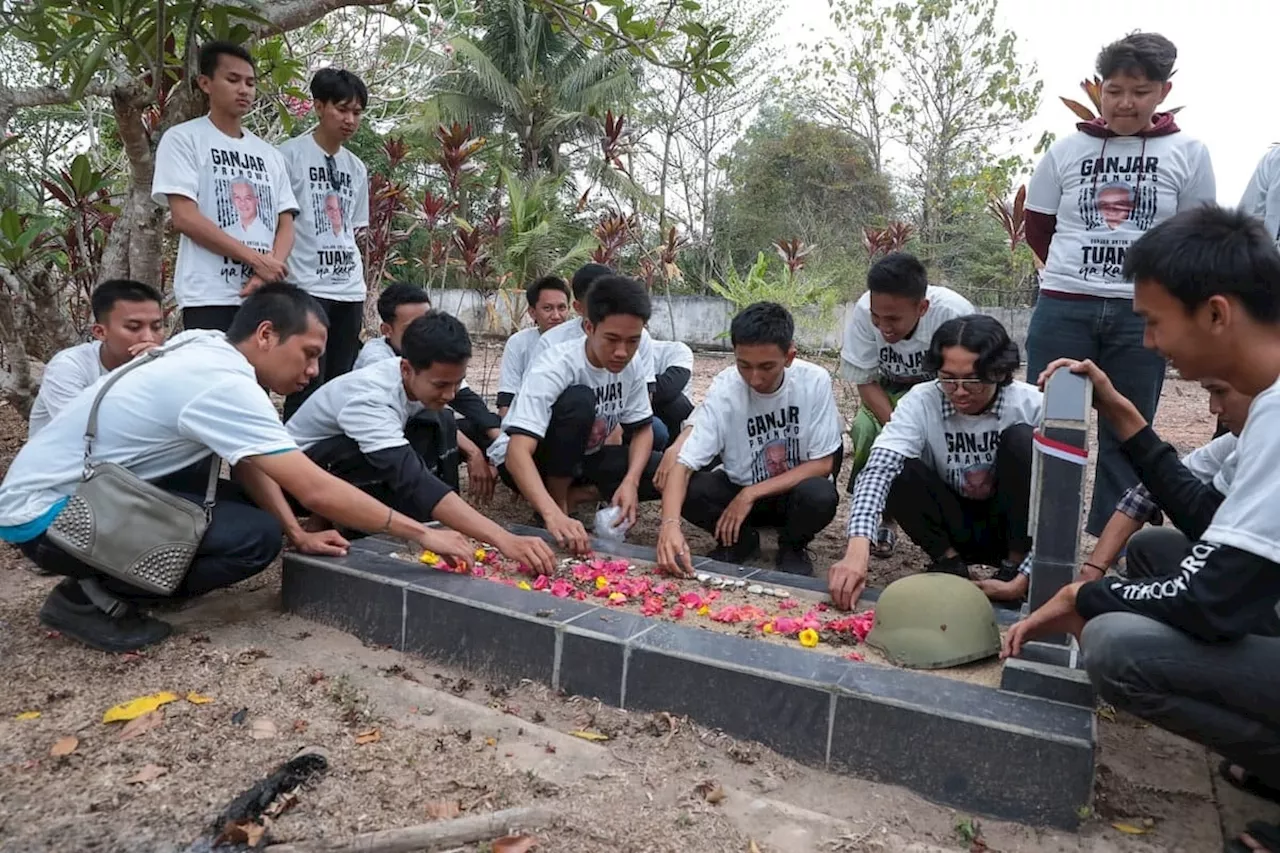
151, 116, 299, 308
1240, 146, 1280, 249
27, 341, 107, 438
497, 327, 542, 399
487, 339, 652, 467
679, 361, 843, 487
0, 331, 297, 537
278, 133, 370, 302
1025, 129, 1216, 299
287, 357, 423, 454
872, 380, 1043, 500
533, 318, 657, 384
839, 285, 975, 385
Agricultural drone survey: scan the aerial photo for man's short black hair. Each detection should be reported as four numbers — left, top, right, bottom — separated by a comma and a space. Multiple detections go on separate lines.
526, 275, 570, 308
730, 302, 794, 351
924, 314, 1019, 386
310, 68, 368, 109
199, 41, 255, 79
376, 282, 431, 323
400, 311, 472, 371
1124, 205, 1280, 323
585, 275, 651, 325
571, 263, 613, 303
867, 252, 928, 300
226, 282, 328, 344
90, 279, 163, 322
1096, 32, 1177, 82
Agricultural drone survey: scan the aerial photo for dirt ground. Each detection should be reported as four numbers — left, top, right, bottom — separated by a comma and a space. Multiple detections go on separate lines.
2, 348, 1274, 853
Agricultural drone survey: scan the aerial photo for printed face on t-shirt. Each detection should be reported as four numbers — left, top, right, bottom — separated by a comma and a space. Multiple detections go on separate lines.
231, 179, 261, 229
937, 346, 1001, 415
869, 291, 927, 344
403, 359, 467, 410
746, 408, 802, 482
383, 301, 431, 352
1096, 184, 1134, 230
585, 314, 645, 373
1203, 378, 1253, 437
734, 342, 794, 395
1099, 71, 1170, 137
324, 192, 345, 235
198, 53, 256, 119
530, 287, 570, 333
92, 298, 166, 367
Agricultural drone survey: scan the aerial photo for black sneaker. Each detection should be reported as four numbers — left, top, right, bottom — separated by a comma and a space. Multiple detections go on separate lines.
706, 530, 762, 567
925, 554, 971, 579
775, 547, 815, 576
39, 580, 172, 653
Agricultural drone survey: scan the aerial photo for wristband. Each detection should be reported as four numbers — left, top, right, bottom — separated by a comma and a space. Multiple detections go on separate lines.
1082, 561, 1106, 574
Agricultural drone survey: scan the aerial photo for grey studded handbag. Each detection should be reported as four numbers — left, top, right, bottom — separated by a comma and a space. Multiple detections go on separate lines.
45, 338, 220, 596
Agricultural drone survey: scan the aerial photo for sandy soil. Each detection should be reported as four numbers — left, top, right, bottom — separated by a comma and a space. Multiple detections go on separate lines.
0, 351, 1260, 853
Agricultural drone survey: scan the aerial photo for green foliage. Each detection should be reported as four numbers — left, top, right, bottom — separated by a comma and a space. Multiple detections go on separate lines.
498, 167, 596, 284
707, 251, 841, 344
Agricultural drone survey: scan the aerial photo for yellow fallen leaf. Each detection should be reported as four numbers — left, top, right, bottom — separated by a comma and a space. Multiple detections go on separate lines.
102, 692, 178, 723
185, 692, 214, 705
15, 711, 41, 720
355, 727, 381, 745
50, 736, 78, 756
569, 729, 609, 742
485, 737, 497, 747
1111, 822, 1149, 835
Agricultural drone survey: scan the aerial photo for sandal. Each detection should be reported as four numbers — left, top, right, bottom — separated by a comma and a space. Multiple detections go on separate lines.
1221, 760, 1280, 807
870, 525, 897, 559
1226, 821, 1280, 852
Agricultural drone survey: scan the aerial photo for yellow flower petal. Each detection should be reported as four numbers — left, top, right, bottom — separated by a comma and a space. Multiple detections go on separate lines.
474, 548, 487, 560
517, 580, 532, 591
419, 550, 440, 565
594, 576, 609, 589
608, 592, 626, 603
15, 710, 41, 720
798, 628, 820, 648
102, 692, 179, 723
185, 692, 214, 705
697, 605, 710, 616
762, 623, 774, 635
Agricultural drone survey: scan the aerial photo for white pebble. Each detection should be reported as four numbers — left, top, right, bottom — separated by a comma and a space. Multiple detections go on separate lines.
734, 579, 747, 589
775, 590, 791, 598
695, 573, 711, 583
746, 584, 764, 595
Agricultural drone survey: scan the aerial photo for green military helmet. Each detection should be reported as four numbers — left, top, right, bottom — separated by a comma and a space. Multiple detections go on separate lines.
865, 573, 1000, 669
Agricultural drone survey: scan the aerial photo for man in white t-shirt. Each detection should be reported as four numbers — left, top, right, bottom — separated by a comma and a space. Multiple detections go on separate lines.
279, 68, 372, 420
491, 275, 662, 553
830, 315, 1043, 610
151, 41, 299, 333
650, 338, 695, 437
288, 313, 557, 558
1005, 208, 1280, 850
532, 263, 665, 447
496, 275, 571, 417
657, 303, 842, 576
29, 280, 167, 437
1080, 377, 1249, 585
0, 284, 553, 653
1240, 145, 1280, 249
1022, 33, 1216, 539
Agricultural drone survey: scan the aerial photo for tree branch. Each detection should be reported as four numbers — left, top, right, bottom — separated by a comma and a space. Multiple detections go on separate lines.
252, 0, 396, 35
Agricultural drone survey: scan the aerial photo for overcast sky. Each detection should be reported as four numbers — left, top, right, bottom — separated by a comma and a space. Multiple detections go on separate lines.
783, 0, 1277, 204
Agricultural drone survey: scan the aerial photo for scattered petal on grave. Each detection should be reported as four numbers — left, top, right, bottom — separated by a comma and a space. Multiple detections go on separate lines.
102, 692, 178, 723
798, 629, 820, 648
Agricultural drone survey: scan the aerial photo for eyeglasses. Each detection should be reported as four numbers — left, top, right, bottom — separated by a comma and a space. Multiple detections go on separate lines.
935, 377, 993, 391
324, 154, 341, 192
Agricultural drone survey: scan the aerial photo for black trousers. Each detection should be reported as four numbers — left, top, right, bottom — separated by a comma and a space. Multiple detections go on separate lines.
885, 423, 1033, 565
497, 384, 661, 499
182, 305, 240, 333
450, 386, 502, 450
682, 469, 839, 551
284, 298, 366, 421
653, 366, 695, 437
19, 466, 282, 602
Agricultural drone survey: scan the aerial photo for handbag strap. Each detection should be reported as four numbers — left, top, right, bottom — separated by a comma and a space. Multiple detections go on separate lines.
80, 335, 221, 512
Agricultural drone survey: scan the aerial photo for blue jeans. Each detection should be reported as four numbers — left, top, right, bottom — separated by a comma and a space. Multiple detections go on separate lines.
1025, 295, 1165, 536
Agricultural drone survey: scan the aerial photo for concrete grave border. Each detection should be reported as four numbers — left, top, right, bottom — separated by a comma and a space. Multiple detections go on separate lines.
282, 524, 1096, 829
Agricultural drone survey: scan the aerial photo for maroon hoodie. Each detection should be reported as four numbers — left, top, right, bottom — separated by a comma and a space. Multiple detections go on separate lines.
1026, 112, 1182, 263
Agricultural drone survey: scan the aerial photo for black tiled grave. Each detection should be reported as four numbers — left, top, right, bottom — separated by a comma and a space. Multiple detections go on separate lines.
1001, 658, 1094, 707
281, 555, 404, 649
558, 608, 656, 705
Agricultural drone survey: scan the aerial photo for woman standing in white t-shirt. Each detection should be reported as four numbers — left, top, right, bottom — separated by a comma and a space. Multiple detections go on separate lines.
1023, 32, 1216, 539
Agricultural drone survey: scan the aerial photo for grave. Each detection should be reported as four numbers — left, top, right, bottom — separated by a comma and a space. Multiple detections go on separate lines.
281, 372, 1099, 830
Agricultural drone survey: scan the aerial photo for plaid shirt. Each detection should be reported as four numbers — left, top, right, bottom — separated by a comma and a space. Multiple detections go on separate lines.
1115, 483, 1163, 525
847, 385, 1031, 576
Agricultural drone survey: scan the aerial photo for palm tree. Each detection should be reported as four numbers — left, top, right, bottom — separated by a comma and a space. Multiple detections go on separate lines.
431, 0, 636, 175
500, 167, 597, 284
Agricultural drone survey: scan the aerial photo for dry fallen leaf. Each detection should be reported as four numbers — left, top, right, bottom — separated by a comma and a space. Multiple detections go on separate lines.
102, 692, 178, 723
492, 835, 537, 853
249, 718, 278, 740
215, 819, 267, 848
425, 799, 462, 820
117, 709, 164, 742
748, 842, 762, 853
50, 736, 78, 757
695, 780, 726, 804
185, 692, 214, 705
1111, 822, 1149, 835
15, 711, 41, 720
126, 763, 168, 784
568, 729, 609, 742
355, 727, 381, 745
263, 792, 299, 819
485, 737, 497, 747
293, 719, 309, 733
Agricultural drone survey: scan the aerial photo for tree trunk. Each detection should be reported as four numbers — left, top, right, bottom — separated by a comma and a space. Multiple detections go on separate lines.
0, 268, 37, 415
